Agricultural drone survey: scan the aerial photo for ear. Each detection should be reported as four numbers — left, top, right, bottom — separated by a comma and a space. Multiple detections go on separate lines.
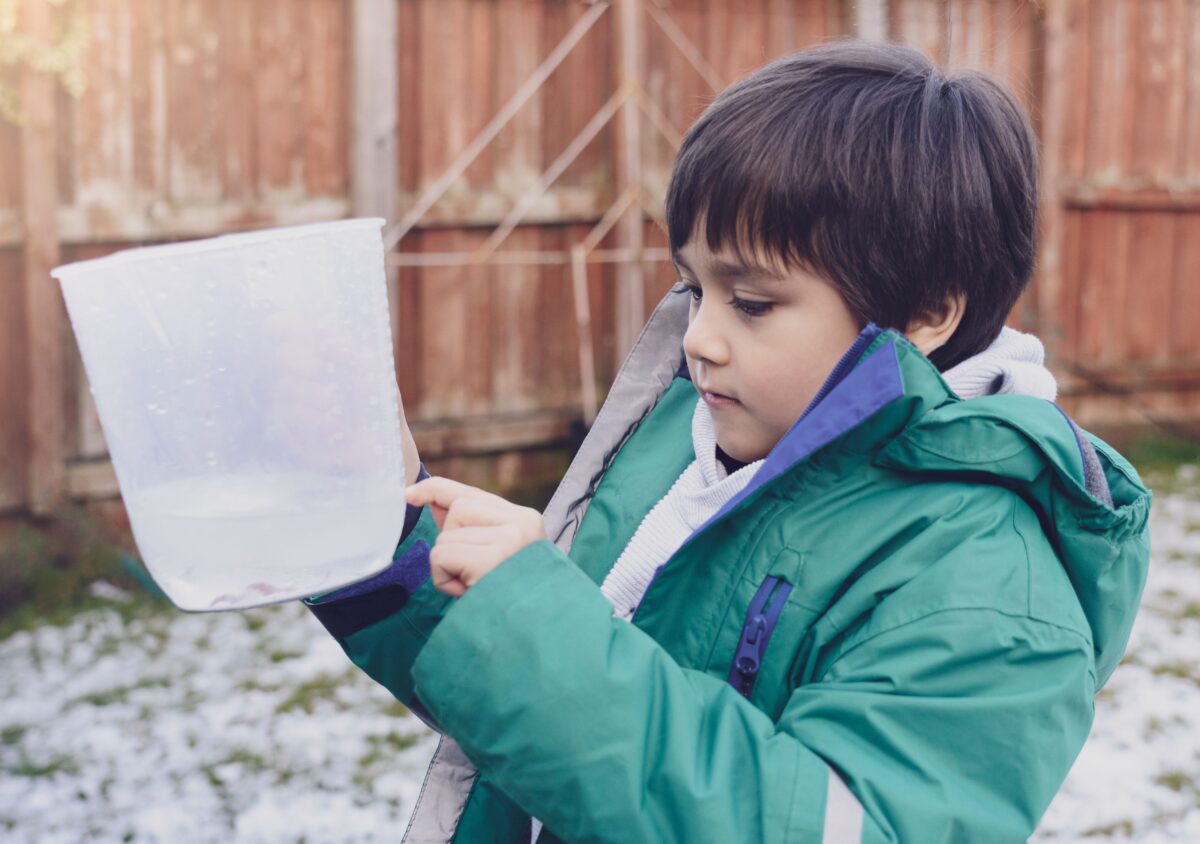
904, 293, 966, 356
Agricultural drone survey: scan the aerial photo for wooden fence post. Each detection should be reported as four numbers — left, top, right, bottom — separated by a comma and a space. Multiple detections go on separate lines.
20, 0, 65, 515
854, 0, 889, 40
1036, 0, 1068, 351
614, 0, 645, 365
352, 0, 401, 351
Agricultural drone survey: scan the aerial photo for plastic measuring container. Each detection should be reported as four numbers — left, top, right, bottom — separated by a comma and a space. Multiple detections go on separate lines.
51, 219, 406, 611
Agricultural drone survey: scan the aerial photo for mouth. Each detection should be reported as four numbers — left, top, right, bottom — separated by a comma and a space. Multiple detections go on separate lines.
700, 389, 738, 407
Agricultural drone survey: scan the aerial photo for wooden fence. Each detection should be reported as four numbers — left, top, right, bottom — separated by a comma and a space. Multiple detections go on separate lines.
2, 0, 1199, 517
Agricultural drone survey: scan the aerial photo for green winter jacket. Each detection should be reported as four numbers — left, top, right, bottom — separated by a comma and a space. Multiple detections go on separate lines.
306, 291, 1150, 843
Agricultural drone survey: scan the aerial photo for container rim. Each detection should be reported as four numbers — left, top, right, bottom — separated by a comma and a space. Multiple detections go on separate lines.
50, 217, 386, 281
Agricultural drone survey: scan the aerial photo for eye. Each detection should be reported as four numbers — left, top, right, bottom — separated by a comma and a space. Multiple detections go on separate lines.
732, 296, 772, 317
674, 280, 702, 302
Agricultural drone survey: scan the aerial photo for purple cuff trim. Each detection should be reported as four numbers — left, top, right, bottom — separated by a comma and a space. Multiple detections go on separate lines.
326, 538, 432, 602
305, 540, 431, 639
400, 464, 432, 543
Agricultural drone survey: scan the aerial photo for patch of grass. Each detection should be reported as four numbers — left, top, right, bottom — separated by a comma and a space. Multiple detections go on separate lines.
1149, 661, 1200, 683
7, 754, 79, 778
354, 730, 423, 788
0, 507, 169, 641
1125, 433, 1200, 476
219, 748, 268, 772
267, 648, 305, 663
1, 725, 26, 746
69, 676, 172, 708
1119, 649, 1143, 667
1154, 770, 1196, 793
375, 730, 421, 753
1082, 818, 1134, 837
201, 764, 224, 790
243, 612, 269, 633
1182, 602, 1200, 620
381, 699, 410, 719
275, 673, 344, 714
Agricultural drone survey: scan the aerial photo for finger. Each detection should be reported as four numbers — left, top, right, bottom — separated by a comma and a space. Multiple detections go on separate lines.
430, 542, 503, 586
436, 525, 513, 545
427, 502, 449, 531
442, 497, 512, 532
405, 477, 504, 510
429, 564, 468, 597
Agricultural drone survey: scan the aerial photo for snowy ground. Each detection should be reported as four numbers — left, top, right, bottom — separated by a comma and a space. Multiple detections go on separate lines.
2, 469, 1199, 843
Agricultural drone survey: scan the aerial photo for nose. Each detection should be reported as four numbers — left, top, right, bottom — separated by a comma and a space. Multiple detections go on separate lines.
682, 297, 731, 367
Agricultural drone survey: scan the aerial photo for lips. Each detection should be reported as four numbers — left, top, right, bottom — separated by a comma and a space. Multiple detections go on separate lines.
700, 386, 738, 407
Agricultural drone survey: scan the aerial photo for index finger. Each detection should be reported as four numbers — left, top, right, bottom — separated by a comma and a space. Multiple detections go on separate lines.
405, 477, 504, 510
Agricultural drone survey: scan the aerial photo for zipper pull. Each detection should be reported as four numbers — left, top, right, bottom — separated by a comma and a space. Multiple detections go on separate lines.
727, 575, 794, 699
734, 614, 768, 683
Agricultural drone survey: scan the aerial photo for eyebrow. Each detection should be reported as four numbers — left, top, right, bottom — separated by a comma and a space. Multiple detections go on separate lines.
672, 250, 786, 284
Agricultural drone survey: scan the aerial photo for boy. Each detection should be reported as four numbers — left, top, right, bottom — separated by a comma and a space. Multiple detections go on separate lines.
306, 40, 1150, 842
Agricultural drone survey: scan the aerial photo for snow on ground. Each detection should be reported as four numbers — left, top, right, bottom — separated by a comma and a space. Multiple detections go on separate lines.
0, 600, 439, 843
1, 469, 1198, 843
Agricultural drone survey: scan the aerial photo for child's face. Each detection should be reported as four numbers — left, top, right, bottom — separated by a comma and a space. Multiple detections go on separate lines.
674, 238, 863, 464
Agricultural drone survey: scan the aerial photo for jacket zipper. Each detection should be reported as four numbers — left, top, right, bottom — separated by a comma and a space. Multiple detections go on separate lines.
728, 575, 794, 699
796, 325, 880, 423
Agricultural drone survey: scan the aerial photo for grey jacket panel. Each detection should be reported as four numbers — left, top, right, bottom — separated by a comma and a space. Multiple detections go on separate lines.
543, 290, 689, 553
402, 736, 478, 843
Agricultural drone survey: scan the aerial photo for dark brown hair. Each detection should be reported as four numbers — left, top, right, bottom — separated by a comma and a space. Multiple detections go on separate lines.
664, 39, 1038, 369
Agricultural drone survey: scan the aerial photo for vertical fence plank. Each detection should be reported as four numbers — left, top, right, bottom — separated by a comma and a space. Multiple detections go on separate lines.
1036, 0, 1072, 351
856, 0, 888, 39
352, 0, 397, 218
20, 0, 65, 514
306, 0, 348, 197
255, 0, 303, 193
352, 0, 399, 358
614, 0, 645, 364
0, 249, 27, 510
218, 0, 255, 203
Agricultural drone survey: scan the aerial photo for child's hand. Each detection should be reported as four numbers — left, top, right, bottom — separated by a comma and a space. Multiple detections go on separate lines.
405, 478, 546, 597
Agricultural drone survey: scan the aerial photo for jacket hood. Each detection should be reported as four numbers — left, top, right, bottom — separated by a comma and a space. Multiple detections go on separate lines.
942, 326, 1059, 401
871, 337, 1151, 687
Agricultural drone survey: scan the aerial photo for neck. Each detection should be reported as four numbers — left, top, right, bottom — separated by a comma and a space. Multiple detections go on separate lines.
716, 445, 748, 476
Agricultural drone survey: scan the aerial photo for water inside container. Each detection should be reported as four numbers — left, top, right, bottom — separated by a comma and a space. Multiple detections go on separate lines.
128, 472, 406, 611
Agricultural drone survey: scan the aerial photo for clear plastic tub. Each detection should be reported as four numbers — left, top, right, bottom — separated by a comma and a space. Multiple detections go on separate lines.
52, 219, 406, 611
